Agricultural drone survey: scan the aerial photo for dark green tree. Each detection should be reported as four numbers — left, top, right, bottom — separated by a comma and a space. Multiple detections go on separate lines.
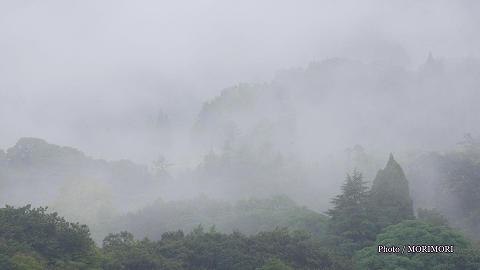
102, 231, 180, 270
369, 154, 414, 230
327, 170, 376, 254
0, 205, 101, 269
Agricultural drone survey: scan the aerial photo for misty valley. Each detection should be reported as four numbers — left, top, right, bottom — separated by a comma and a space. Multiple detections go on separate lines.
2, 1, 480, 269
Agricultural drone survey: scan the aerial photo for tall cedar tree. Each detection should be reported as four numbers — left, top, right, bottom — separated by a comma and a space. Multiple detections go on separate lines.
369, 154, 414, 230
327, 170, 375, 253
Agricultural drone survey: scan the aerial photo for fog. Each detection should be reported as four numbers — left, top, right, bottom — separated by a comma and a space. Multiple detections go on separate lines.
2, 0, 479, 159
1, 0, 480, 242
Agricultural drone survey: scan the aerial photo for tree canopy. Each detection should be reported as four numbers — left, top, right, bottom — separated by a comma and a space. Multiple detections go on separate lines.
327, 170, 376, 254
355, 220, 480, 270
370, 154, 414, 230
0, 205, 101, 269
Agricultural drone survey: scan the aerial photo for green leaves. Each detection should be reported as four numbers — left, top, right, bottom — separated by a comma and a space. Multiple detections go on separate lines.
259, 258, 293, 270
0, 205, 99, 269
355, 220, 480, 270
10, 254, 43, 270
111, 195, 328, 241
327, 170, 375, 254
101, 227, 334, 270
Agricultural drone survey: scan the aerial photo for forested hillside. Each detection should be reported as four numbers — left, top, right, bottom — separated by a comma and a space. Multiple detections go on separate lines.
2, 91, 480, 269
108, 195, 328, 241
0, 138, 164, 213
188, 56, 480, 208
2, 155, 480, 269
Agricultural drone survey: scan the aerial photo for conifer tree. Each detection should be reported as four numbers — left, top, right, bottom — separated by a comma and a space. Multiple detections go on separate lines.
369, 154, 414, 230
327, 170, 375, 252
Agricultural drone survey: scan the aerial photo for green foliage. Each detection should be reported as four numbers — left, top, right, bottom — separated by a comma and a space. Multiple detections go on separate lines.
326, 156, 419, 260
10, 254, 43, 270
370, 154, 414, 230
111, 195, 328, 241
417, 208, 449, 227
0, 200, 333, 270
102, 226, 339, 270
3, 147, 480, 270
259, 258, 293, 270
327, 170, 376, 254
0, 137, 163, 221
355, 220, 480, 270
0, 205, 101, 269
102, 231, 179, 270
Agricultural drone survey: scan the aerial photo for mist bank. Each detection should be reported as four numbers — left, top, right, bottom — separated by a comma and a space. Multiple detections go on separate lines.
3, 2, 480, 159
2, 133, 480, 243
2, 55, 480, 166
